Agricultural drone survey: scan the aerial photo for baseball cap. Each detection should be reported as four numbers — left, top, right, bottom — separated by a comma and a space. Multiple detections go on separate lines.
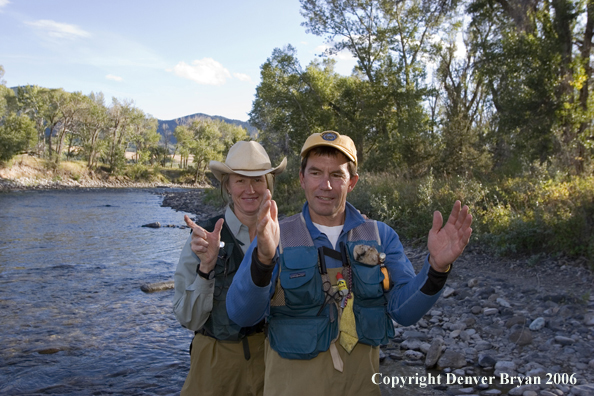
300, 131, 358, 166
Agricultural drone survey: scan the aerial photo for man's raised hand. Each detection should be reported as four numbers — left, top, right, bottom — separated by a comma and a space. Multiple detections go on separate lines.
184, 214, 224, 273
427, 200, 473, 272
256, 190, 279, 266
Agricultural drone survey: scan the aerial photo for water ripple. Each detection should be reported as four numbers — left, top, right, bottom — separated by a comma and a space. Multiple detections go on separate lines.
0, 189, 194, 395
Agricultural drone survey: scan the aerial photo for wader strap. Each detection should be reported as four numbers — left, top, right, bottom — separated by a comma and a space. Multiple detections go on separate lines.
329, 342, 344, 372
242, 337, 251, 361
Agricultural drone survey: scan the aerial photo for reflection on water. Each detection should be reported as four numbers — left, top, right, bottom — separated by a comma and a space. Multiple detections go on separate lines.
0, 189, 194, 395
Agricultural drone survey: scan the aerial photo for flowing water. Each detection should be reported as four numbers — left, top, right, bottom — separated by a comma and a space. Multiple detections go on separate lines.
0, 189, 195, 395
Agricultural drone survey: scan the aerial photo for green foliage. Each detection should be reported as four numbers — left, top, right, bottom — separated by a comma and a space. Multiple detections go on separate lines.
0, 112, 37, 162
269, 154, 306, 216
174, 118, 249, 182
124, 163, 152, 181
475, 175, 594, 261
467, 0, 593, 174
356, 171, 594, 263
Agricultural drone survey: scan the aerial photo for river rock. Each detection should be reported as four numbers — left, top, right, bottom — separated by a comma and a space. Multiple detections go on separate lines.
529, 317, 546, 331
140, 280, 174, 293
142, 222, 161, 228
437, 350, 467, 369
403, 349, 424, 360
481, 389, 501, 395
38, 348, 63, 354
478, 353, 496, 368
506, 316, 527, 328
507, 384, 539, 396
483, 308, 499, 316
424, 337, 444, 368
494, 360, 516, 376
468, 278, 479, 288
554, 336, 575, 345
497, 297, 511, 308
475, 341, 493, 351
400, 339, 423, 351
443, 286, 456, 298
509, 328, 533, 345
570, 384, 594, 396
402, 330, 428, 340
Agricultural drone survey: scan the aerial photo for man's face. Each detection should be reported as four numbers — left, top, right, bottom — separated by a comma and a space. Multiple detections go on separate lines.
299, 152, 358, 226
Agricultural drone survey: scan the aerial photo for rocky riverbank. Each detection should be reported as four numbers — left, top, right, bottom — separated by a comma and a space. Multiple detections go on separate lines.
160, 189, 594, 396
0, 164, 205, 192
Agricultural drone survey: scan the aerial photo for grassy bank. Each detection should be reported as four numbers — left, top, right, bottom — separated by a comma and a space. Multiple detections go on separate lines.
0, 154, 199, 187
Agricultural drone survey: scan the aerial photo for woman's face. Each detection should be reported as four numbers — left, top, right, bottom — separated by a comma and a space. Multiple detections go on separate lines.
227, 173, 268, 218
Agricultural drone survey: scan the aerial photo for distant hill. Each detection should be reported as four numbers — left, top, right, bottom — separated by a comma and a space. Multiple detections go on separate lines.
157, 113, 257, 144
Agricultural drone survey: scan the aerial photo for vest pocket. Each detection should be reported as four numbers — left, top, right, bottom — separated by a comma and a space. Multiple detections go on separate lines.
351, 263, 384, 300
279, 266, 324, 308
280, 247, 324, 308
353, 304, 395, 346
268, 315, 335, 359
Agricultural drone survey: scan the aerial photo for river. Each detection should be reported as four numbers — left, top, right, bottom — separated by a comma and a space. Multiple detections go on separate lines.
0, 189, 195, 395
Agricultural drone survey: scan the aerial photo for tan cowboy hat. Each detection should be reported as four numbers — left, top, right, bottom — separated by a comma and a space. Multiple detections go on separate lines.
209, 141, 287, 181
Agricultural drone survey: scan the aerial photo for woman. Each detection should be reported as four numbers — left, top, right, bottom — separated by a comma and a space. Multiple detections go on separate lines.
173, 140, 286, 396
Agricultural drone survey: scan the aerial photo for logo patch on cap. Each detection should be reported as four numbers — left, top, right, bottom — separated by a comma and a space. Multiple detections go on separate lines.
321, 132, 338, 141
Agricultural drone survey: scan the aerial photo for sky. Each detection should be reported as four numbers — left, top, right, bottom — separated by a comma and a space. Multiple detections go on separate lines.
0, 0, 357, 122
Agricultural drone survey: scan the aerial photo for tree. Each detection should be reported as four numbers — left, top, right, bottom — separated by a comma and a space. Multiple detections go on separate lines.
54, 92, 86, 163
174, 124, 193, 169
0, 66, 12, 119
434, 21, 492, 175
468, 0, 594, 174
77, 92, 109, 168
0, 112, 37, 162
298, 0, 458, 174
43, 89, 69, 161
106, 98, 135, 172
219, 120, 250, 152
187, 119, 224, 182
129, 111, 160, 164
16, 85, 50, 157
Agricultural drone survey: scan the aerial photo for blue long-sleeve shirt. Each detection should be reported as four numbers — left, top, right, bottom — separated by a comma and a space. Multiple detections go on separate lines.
227, 202, 443, 327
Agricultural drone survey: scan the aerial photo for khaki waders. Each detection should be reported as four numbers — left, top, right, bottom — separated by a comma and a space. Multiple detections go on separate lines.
262, 338, 381, 396
181, 332, 265, 396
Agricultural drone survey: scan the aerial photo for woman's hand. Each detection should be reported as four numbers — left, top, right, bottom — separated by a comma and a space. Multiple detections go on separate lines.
184, 215, 224, 273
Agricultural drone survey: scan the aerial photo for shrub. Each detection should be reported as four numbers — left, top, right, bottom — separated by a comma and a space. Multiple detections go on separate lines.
0, 113, 36, 162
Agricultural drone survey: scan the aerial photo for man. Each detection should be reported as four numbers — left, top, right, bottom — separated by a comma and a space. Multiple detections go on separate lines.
227, 131, 472, 396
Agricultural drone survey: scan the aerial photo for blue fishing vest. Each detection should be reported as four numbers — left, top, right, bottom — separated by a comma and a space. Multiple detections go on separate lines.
267, 213, 395, 360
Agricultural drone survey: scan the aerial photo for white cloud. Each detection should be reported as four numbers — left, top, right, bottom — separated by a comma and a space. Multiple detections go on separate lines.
233, 72, 252, 82
106, 74, 123, 82
172, 58, 231, 86
25, 19, 90, 40
0, 0, 10, 11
